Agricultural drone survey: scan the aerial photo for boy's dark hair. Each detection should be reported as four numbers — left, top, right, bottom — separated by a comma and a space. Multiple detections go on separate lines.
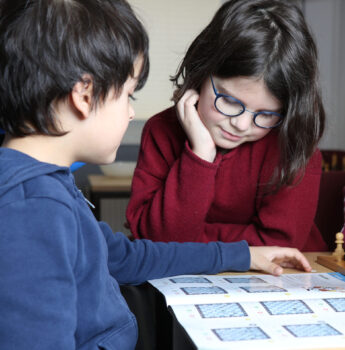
171, 0, 325, 191
0, 0, 149, 136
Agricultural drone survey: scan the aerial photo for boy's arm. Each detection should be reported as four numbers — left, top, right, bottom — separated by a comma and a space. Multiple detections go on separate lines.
0, 199, 78, 350
103, 224, 311, 284
101, 222, 250, 285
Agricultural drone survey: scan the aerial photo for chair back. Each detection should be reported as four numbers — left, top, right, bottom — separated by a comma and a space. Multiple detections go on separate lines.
315, 149, 345, 250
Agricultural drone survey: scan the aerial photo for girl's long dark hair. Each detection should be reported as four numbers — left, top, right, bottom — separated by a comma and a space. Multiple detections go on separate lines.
171, 0, 325, 192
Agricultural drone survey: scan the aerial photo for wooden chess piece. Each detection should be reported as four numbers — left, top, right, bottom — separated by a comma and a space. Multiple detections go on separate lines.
332, 232, 345, 262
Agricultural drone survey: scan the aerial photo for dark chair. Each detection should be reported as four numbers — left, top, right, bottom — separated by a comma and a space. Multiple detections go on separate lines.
321, 149, 345, 171
314, 171, 345, 251
120, 283, 173, 350
314, 150, 345, 250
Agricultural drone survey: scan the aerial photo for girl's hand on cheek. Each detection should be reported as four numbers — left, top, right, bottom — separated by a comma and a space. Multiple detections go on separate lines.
176, 90, 216, 162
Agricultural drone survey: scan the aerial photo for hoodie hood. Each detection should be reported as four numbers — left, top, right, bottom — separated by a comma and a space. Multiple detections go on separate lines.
0, 148, 70, 197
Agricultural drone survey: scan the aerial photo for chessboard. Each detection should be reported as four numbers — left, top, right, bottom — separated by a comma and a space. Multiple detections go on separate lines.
316, 232, 345, 275
316, 255, 345, 275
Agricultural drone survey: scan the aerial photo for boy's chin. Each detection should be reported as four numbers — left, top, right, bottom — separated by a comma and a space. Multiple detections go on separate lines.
99, 151, 118, 165
77, 150, 118, 166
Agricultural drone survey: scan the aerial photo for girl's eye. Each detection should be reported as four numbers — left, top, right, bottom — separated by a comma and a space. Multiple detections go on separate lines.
260, 113, 275, 119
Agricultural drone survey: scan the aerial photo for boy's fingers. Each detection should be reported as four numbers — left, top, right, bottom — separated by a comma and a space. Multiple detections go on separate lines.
272, 264, 283, 276
297, 253, 312, 272
257, 257, 283, 276
250, 247, 312, 275
279, 249, 312, 272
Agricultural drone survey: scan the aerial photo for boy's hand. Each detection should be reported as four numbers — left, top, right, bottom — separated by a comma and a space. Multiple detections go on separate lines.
249, 246, 312, 276
176, 89, 216, 162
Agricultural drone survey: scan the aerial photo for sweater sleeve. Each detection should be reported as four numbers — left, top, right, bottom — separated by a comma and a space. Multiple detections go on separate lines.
205, 150, 325, 251
0, 198, 78, 350
102, 223, 250, 285
126, 113, 222, 242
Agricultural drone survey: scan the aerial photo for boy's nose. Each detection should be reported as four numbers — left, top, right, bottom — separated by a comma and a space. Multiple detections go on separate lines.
229, 111, 252, 131
129, 105, 135, 121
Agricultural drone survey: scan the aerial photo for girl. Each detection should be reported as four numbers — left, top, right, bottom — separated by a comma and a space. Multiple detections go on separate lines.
126, 0, 328, 251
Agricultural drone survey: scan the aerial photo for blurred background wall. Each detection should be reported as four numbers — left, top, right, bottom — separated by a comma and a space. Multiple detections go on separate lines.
77, 0, 345, 180
75, 0, 345, 234
126, 0, 345, 150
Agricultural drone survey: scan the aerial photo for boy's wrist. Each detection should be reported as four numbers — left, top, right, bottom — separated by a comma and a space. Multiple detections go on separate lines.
219, 240, 250, 272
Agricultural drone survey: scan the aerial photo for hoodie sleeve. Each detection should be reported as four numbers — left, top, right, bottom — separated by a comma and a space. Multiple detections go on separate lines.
101, 222, 250, 285
0, 198, 78, 350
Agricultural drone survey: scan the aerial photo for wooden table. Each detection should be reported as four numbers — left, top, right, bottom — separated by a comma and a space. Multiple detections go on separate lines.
88, 175, 132, 220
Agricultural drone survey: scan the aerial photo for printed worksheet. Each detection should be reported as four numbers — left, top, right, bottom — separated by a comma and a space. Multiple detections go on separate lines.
149, 273, 345, 350
150, 273, 345, 305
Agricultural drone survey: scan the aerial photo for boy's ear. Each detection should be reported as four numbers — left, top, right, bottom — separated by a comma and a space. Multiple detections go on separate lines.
70, 75, 93, 119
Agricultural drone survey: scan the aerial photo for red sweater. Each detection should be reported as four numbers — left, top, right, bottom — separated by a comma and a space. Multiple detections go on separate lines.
126, 107, 327, 251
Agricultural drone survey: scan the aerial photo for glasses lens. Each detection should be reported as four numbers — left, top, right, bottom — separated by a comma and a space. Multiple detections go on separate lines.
216, 96, 244, 116
255, 113, 281, 128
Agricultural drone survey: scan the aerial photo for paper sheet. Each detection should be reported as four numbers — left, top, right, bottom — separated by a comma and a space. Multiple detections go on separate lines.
149, 273, 345, 350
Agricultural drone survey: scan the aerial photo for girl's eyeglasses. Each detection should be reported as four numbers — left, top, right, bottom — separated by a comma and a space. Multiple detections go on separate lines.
210, 76, 284, 129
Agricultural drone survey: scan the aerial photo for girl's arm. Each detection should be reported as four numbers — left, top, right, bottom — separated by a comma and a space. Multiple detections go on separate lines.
126, 113, 221, 242
127, 110, 325, 250
204, 151, 326, 251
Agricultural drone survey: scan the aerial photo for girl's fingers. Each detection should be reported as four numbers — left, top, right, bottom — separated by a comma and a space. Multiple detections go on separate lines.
176, 89, 216, 162
176, 89, 199, 121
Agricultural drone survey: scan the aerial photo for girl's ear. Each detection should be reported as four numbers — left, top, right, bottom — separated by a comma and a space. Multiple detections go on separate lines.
70, 75, 93, 119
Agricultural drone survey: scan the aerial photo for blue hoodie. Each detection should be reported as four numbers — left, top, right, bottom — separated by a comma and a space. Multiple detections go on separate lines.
0, 148, 250, 350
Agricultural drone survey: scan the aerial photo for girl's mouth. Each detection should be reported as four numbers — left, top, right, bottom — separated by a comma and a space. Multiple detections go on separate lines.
220, 128, 242, 141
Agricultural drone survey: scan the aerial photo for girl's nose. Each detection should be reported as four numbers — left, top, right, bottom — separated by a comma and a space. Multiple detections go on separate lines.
229, 110, 253, 131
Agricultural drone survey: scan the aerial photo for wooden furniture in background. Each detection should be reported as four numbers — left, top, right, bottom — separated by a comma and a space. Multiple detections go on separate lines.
87, 175, 132, 221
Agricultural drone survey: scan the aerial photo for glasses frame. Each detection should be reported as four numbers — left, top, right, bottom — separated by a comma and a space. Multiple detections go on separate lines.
210, 76, 283, 129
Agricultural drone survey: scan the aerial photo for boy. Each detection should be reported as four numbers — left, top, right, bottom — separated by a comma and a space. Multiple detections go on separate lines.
0, 1, 311, 349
